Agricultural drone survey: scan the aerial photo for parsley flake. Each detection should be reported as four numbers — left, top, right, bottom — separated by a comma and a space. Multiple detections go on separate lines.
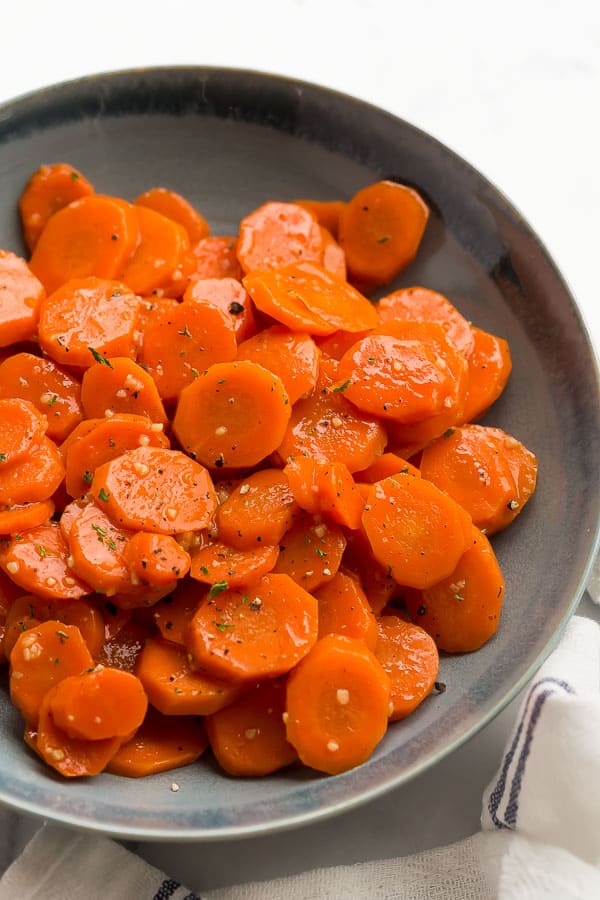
88, 347, 113, 368
98, 487, 110, 503
332, 379, 351, 393
208, 580, 229, 599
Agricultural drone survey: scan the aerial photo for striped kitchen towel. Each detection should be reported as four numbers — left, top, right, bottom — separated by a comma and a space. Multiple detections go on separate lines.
0, 615, 599, 899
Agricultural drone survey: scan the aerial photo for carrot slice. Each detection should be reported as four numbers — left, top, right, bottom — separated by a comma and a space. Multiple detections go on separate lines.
80, 357, 167, 424
376, 287, 474, 357
29, 195, 139, 294
152, 578, 202, 645
0, 252, 46, 347
355, 452, 420, 483
123, 533, 191, 586
0, 499, 55, 535
316, 328, 371, 361
374, 616, 439, 719
338, 180, 429, 286
0, 398, 48, 465
64, 414, 169, 499
190, 540, 279, 589
91, 446, 217, 534
9, 620, 94, 723
38, 277, 140, 368
191, 236, 242, 280
314, 571, 378, 651
3, 595, 104, 659
342, 531, 401, 615
294, 200, 346, 238
137, 297, 237, 402
0, 353, 83, 443
319, 227, 347, 280
184, 277, 257, 342
243, 261, 378, 336
420, 424, 537, 535
274, 512, 346, 593
135, 187, 210, 243
121, 205, 190, 295
49, 666, 147, 740
284, 457, 363, 529
237, 201, 323, 273
37, 685, 120, 777
236, 326, 320, 404
187, 572, 318, 683
0, 522, 89, 600
173, 361, 291, 469
106, 707, 207, 777
0, 436, 65, 505
404, 525, 505, 652
461, 326, 512, 423
96, 619, 151, 671
206, 679, 296, 776
67, 502, 134, 595
276, 358, 387, 473
361, 473, 472, 589
215, 469, 299, 550
285, 634, 390, 775
136, 637, 243, 716
19, 163, 95, 251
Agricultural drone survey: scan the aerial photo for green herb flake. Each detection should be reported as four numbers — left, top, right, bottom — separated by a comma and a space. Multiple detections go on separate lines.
177, 324, 192, 338
208, 580, 229, 599
82, 471, 93, 485
107, 538, 117, 552
191, 368, 200, 379
70, 171, 80, 181
46, 394, 58, 407
314, 547, 327, 558
332, 379, 351, 394
88, 347, 113, 368
367, 357, 376, 364
91, 524, 107, 543
215, 621, 234, 632
443, 428, 456, 438
200, 565, 210, 575
0, 454, 7, 463
37, 545, 48, 558
376, 234, 391, 243
98, 487, 110, 503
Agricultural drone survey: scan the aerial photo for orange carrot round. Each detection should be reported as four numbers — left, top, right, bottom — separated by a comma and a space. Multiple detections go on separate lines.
190, 540, 279, 590
19, 163, 95, 251
0, 522, 89, 600
122, 205, 190, 295
461, 326, 512, 422
376, 287, 474, 357
106, 707, 207, 777
184, 277, 256, 342
274, 512, 346, 593
236, 326, 320, 404
215, 469, 299, 550
49, 666, 148, 740
374, 616, 439, 719
191, 236, 242, 280
123, 533, 191, 586
237, 201, 323, 273
314, 571, 378, 650
80, 357, 167, 424
0, 252, 46, 347
135, 187, 210, 243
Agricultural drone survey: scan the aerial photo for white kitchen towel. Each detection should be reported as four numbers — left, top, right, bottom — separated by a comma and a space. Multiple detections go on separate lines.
0, 614, 599, 900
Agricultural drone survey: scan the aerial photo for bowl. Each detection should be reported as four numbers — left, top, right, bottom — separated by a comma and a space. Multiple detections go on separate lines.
0, 67, 598, 840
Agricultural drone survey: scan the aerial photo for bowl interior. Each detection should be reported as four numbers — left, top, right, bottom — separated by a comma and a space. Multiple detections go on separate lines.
0, 68, 598, 839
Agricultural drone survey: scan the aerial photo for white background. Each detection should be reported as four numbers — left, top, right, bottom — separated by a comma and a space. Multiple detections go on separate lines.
1, 0, 599, 891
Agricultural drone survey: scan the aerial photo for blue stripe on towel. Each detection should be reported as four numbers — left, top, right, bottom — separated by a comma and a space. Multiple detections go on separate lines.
487, 677, 574, 829
152, 879, 181, 900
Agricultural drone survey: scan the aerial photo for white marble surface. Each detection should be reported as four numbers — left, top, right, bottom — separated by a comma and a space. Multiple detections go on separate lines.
1, 0, 599, 892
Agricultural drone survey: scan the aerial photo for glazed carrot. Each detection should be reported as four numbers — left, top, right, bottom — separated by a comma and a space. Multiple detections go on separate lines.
236, 326, 320, 404
80, 357, 167, 424
376, 287, 474, 357
0, 567, 24, 612
0, 499, 55, 535
152, 579, 202, 645
106, 707, 207, 777
206, 679, 296, 776
285, 634, 391, 775
314, 571, 378, 651
29, 195, 139, 294
19, 163, 95, 251
135, 187, 210, 243
96, 619, 152, 672
319, 227, 347, 280
9, 620, 94, 723
136, 637, 243, 716
215, 469, 299, 550
355, 452, 420, 483
174, 361, 291, 469
316, 329, 371, 361
274, 512, 346, 592
284, 457, 363, 529
67, 502, 134, 595
294, 200, 346, 238
187, 572, 318, 683
404, 525, 505, 652
0, 436, 65, 505
243, 261, 378, 335
361, 473, 472, 589
96, 596, 132, 642
49, 667, 148, 739
337, 325, 458, 423
137, 297, 237, 402
191, 236, 242, 280
59, 417, 102, 460
461, 326, 512, 423
0, 522, 89, 600
64, 414, 169, 498
0, 398, 48, 465
123, 533, 191, 586
2, 595, 41, 659
237, 201, 323, 273
374, 616, 439, 719
420, 425, 537, 535
38, 277, 141, 368
276, 358, 387, 473
91, 446, 217, 534
110, 578, 177, 611
3, 595, 104, 659
122, 205, 190, 295
184, 277, 257, 342
0, 252, 46, 346
338, 180, 429, 286
0, 353, 83, 443
342, 531, 401, 615
190, 540, 279, 589
36, 686, 121, 777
